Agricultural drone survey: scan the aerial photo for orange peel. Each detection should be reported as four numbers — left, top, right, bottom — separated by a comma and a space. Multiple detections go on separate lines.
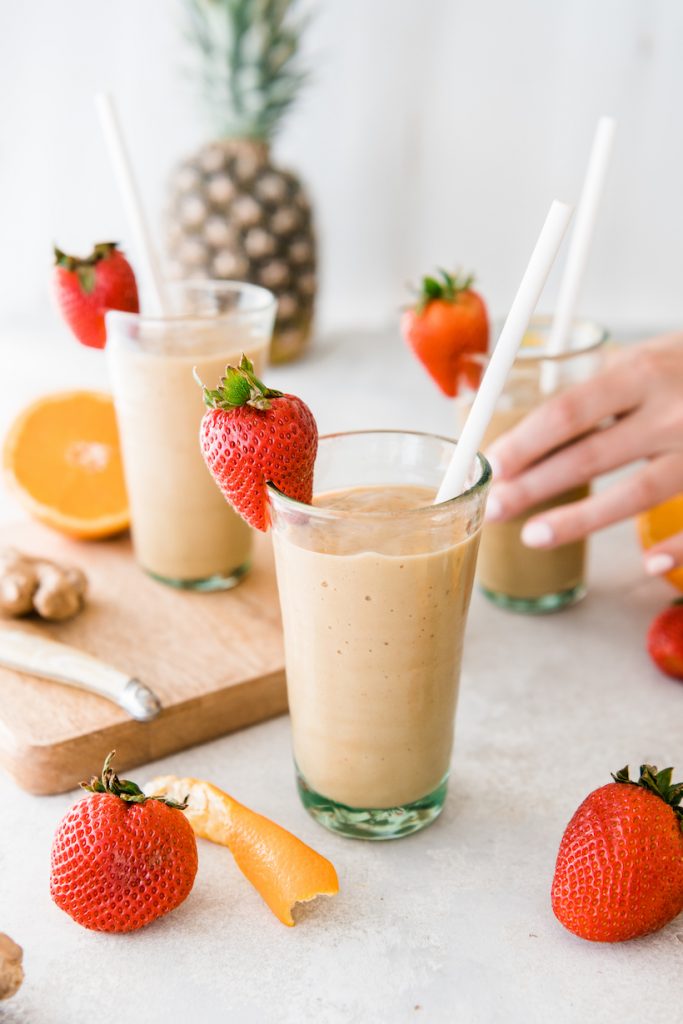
145, 775, 339, 926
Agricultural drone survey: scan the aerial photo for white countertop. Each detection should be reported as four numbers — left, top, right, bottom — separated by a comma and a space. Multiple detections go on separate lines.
1, 326, 681, 1024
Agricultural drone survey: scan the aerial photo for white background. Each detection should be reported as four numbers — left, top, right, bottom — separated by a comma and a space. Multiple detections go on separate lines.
1, 0, 682, 337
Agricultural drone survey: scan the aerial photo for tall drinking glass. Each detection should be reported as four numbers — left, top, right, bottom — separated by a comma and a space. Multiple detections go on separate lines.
106, 281, 276, 589
463, 315, 608, 613
268, 431, 491, 840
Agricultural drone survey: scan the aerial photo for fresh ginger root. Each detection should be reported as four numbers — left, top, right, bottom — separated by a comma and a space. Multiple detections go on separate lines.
0, 549, 87, 622
0, 933, 23, 1000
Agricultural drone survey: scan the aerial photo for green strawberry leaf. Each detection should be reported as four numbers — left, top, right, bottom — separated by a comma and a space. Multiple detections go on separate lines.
76, 264, 96, 294
195, 353, 283, 411
612, 763, 683, 826
80, 750, 188, 809
411, 268, 477, 314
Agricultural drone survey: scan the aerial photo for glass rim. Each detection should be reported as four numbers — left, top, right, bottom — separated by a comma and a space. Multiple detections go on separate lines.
106, 279, 277, 328
266, 429, 492, 521
498, 314, 609, 364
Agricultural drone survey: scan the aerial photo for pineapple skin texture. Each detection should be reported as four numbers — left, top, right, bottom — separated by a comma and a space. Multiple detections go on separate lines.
167, 138, 316, 363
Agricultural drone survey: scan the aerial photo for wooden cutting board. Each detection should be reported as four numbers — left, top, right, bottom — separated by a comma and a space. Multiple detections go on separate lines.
0, 521, 286, 795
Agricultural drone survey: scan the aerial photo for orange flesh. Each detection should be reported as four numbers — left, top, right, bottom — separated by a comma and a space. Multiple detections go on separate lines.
638, 495, 683, 591
3, 391, 129, 538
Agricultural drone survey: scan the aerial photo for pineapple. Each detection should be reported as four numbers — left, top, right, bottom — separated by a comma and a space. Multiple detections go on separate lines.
166, 0, 316, 363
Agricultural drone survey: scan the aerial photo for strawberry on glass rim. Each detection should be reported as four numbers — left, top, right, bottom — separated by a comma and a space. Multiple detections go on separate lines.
198, 355, 318, 532
401, 269, 489, 397
52, 241, 139, 349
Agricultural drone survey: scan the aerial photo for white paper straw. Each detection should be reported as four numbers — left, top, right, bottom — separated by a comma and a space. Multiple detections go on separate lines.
94, 92, 169, 316
434, 199, 573, 505
541, 116, 616, 393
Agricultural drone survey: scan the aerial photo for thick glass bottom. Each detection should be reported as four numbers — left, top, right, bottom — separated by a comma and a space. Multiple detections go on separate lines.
480, 581, 586, 614
296, 767, 449, 840
145, 560, 251, 592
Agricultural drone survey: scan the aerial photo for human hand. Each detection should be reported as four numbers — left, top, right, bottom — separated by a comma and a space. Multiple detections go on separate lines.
485, 333, 683, 575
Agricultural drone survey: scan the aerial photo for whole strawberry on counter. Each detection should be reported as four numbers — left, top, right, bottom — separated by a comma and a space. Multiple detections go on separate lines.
647, 600, 683, 681
53, 242, 139, 349
198, 355, 318, 531
552, 764, 683, 942
401, 269, 489, 397
50, 751, 198, 933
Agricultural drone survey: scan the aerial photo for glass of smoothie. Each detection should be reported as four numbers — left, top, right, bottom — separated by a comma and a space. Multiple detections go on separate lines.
463, 315, 608, 613
106, 281, 276, 589
268, 430, 491, 840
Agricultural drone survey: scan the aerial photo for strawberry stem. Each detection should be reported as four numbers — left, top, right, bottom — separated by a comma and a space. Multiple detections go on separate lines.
612, 763, 683, 825
53, 242, 120, 272
411, 268, 475, 314
81, 750, 188, 809
197, 354, 283, 412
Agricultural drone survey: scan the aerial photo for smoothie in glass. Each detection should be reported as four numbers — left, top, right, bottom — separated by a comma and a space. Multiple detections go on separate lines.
463, 316, 607, 612
268, 431, 491, 839
107, 281, 276, 589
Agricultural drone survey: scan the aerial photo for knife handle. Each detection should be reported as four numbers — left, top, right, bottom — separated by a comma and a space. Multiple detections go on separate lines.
0, 628, 161, 721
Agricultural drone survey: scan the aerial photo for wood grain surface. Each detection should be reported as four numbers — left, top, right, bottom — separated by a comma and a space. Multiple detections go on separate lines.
0, 521, 286, 794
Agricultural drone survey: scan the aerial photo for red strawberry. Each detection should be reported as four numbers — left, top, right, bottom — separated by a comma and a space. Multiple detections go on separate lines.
50, 751, 198, 933
53, 242, 139, 349
647, 601, 683, 680
401, 269, 489, 397
551, 764, 683, 942
198, 355, 318, 531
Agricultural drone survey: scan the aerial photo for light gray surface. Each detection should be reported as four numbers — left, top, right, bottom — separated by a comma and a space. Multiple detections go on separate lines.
1, 327, 681, 1024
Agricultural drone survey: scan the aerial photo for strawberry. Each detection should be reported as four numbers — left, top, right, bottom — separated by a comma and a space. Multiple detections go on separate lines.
401, 269, 489, 397
647, 600, 683, 680
50, 751, 198, 933
198, 355, 318, 532
551, 764, 683, 942
52, 242, 139, 349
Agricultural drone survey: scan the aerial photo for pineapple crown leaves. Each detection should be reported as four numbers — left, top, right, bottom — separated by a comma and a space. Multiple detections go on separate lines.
81, 750, 188, 810
410, 268, 475, 314
182, 0, 311, 141
612, 763, 683, 826
195, 353, 283, 411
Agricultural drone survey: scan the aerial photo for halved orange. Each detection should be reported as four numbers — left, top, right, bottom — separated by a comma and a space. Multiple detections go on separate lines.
637, 494, 683, 592
146, 775, 339, 927
3, 391, 129, 539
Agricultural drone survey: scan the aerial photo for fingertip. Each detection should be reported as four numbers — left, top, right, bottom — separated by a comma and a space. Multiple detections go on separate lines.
484, 492, 503, 522
486, 452, 502, 479
644, 552, 675, 576
521, 520, 555, 549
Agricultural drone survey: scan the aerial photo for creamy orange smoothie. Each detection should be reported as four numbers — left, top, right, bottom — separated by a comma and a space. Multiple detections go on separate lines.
271, 472, 485, 826
108, 342, 264, 582
275, 485, 480, 808
460, 316, 607, 612
106, 283, 275, 587
477, 404, 588, 604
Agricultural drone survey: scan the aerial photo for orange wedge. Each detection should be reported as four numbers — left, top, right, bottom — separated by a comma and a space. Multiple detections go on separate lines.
637, 495, 683, 592
146, 775, 339, 926
3, 391, 129, 539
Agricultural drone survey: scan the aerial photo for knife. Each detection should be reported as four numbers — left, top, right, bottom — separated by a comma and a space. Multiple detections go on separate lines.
0, 628, 161, 722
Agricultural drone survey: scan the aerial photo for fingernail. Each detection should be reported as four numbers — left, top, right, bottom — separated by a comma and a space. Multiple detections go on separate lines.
485, 493, 503, 522
644, 553, 675, 576
521, 520, 555, 548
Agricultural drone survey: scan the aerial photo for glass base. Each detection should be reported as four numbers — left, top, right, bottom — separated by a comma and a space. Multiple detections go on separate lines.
480, 581, 586, 614
145, 560, 251, 592
296, 768, 449, 840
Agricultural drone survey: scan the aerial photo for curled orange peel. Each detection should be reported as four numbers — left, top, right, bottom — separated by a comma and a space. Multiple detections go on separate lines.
145, 775, 339, 927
